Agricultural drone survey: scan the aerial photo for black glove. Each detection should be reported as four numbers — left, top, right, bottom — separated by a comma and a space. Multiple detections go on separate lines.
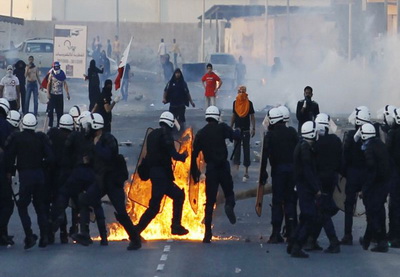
260, 170, 268, 185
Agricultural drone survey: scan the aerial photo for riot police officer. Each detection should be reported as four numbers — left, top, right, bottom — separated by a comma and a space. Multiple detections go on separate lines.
192, 106, 240, 243
136, 112, 189, 238
260, 107, 298, 243
6, 113, 54, 249
289, 121, 320, 258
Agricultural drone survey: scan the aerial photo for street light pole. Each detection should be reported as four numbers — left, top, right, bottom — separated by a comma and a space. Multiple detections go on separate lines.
265, 0, 269, 65
116, 0, 120, 37
10, 0, 13, 17
201, 0, 205, 62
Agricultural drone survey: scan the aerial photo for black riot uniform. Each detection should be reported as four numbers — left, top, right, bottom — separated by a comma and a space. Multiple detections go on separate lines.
260, 121, 298, 243
386, 124, 400, 247
136, 124, 189, 237
360, 137, 391, 252
192, 119, 240, 243
341, 128, 367, 244
289, 139, 320, 258
46, 126, 72, 243
87, 131, 141, 250
0, 113, 12, 246
311, 129, 342, 253
5, 129, 54, 249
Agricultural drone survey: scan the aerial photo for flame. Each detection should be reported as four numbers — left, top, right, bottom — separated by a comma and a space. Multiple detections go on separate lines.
103, 128, 209, 241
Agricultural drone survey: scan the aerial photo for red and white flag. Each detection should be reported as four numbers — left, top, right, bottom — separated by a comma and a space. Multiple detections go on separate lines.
114, 37, 133, 91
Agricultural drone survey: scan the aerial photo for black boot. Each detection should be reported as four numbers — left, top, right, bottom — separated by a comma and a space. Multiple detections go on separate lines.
304, 237, 322, 251
203, 227, 212, 243
114, 212, 141, 250
60, 231, 69, 244
0, 228, 14, 246
291, 243, 309, 258
97, 218, 108, 246
171, 224, 189, 236
340, 234, 353, 245
359, 236, 370, 250
268, 226, 284, 244
24, 234, 38, 250
71, 224, 92, 246
371, 241, 389, 253
324, 237, 340, 253
224, 204, 236, 224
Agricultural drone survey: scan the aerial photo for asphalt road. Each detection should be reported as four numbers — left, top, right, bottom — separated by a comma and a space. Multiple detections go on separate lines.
0, 77, 398, 277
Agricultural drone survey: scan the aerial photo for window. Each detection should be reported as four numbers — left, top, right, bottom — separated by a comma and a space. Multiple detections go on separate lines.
210, 55, 236, 65
26, 42, 53, 53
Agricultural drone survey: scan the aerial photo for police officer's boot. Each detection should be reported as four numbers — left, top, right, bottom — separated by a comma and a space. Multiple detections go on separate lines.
171, 199, 189, 236
268, 225, 284, 244
114, 212, 141, 250
290, 243, 309, 258
225, 196, 236, 224
203, 225, 212, 244
304, 236, 322, 251
97, 218, 108, 246
38, 225, 49, 248
71, 224, 92, 246
340, 234, 353, 245
324, 237, 341, 253
0, 228, 14, 246
23, 228, 38, 250
371, 231, 389, 253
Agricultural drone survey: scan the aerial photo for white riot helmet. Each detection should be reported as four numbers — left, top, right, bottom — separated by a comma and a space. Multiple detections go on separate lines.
278, 105, 290, 122
22, 113, 37, 130
7, 110, 21, 128
77, 111, 91, 128
268, 107, 284, 125
360, 123, 376, 140
159, 111, 175, 128
315, 113, 330, 134
394, 108, 400, 125
301, 121, 318, 140
59, 114, 74, 131
355, 108, 371, 126
88, 113, 104, 130
69, 104, 88, 124
0, 98, 10, 115
348, 106, 369, 125
383, 105, 396, 126
205, 106, 220, 122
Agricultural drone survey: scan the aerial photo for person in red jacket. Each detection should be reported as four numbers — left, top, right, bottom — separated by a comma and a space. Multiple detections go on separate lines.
201, 63, 222, 108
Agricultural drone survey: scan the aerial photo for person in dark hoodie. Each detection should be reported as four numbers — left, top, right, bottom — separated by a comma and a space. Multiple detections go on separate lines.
91, 79, 120, 133
85, 59, 103, 111
13, 60, 26, 113
162, 68, 195, 130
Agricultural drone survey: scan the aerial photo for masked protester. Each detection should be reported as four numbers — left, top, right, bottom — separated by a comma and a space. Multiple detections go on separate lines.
0, 65, 21, 111
191, 106, 240, 243
296, 86, 319, 134
230, 86, 255, 182
46, 62, 70, 128
163, 68, 195, 131
86, 59, 103, 111
136, 112, 189, 238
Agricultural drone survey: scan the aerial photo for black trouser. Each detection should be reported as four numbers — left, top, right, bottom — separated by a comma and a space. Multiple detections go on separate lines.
169, 105, 186, 125
17, 169, 48, 238
137, 166, 185, 233
388, 171, 400, 240
291, 184, 317, 246
20, 84, 26, 113
47, 94, 64, 127
89, 91, 99, 112
204, 161, 235, 233
363, 186, 389, 244
0, 174, 14, 238
53, 165, 104, 235
8, 100, 18, 111
271, 166, 297, 233
344, 167, 365, 236
233, 130, 251, 168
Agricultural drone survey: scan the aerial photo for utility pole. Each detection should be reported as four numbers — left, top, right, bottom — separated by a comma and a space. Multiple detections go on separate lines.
116, 0, 120, 37
348, 2, 352, 62
201, 0, 205, 61
384, 0, 388, 33
10, 0, 13, 17
398, 0, 400, 33
265, 0, 269, 65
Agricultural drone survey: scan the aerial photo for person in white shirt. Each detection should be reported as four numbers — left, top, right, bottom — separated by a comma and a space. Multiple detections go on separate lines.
0, 65, 21, 111
158, 38, 167, 64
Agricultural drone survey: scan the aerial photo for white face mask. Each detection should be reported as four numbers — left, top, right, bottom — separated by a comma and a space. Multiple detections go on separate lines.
7, 70, 12, 77
54, 69, 61, 75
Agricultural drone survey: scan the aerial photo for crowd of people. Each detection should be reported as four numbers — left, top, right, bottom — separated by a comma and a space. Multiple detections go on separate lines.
0, 52, 398, 261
